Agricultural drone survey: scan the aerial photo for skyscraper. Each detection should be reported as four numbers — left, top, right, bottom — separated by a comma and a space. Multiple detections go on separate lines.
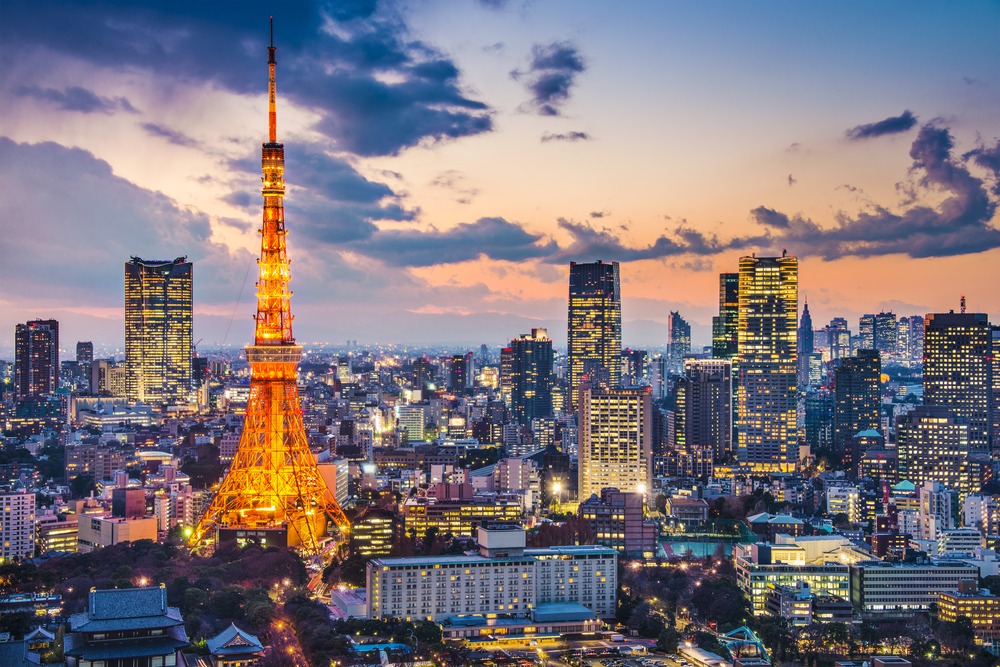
449, 354, 469, 392
578, 386, 652, 499
499, 346, 514, 407
567, 260, 621, 411
668, 311, 691, 368
673, 359, 732, 461
712, 272, 739, 360
14, 319, 59, 398
923, 312, 993, 458
190, 24, 347, 552
798, 301, 814, 386
413, 356, 432, 389
897, 406, 969, 495
736, 253, 798, 471
827, 318, 851, 360
508, 328, 554, 424
859, 314, 875, 350
874, 311, 898, 355
124, 256, 193, 405
76, 341, 94, 364
832, 349, 881, 470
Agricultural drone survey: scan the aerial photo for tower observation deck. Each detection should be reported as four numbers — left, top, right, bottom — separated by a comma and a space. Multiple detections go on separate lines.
189, 20, 348, 553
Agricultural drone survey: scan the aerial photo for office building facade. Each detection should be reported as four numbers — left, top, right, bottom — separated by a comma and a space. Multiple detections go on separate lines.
896, 406, 969, 495
567, 261, 621, 412
736, 254, 798, 471
578, 387, 652, 500
668, 311, 691, 368
712, 272, 740, 360
923, 312, 993, 458
124, 256, 193, 405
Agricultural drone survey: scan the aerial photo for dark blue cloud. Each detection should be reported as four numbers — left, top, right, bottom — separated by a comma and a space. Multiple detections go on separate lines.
750, 124, 1000, 259
14, 85, 138, 114
349, 217, 558, 267
541, 131, 590, 142
0, 1, 492, 156
512, 42, 585, 116
542, 219, 769, 264
846, 110, 918, 140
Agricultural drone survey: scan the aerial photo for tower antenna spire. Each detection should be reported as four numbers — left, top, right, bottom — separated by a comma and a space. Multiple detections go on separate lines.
267, 17, 277, 143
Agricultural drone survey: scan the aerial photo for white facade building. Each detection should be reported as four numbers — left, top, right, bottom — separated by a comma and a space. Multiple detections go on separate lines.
1, 490, 36, 561
366, 526, 617, 622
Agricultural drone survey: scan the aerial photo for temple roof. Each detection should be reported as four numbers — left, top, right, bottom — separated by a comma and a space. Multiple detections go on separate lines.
206, 623, 265, 655
71, 587, 183, 632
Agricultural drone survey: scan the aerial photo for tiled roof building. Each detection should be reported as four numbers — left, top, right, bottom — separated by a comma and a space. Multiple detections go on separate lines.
64, 586, 190, 667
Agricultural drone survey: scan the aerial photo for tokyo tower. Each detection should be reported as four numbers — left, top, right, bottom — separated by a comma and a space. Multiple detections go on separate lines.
189, 21, 348, 553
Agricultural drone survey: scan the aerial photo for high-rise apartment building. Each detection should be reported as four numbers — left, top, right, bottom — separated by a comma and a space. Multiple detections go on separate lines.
923, 312, 993, 458
668, 311, 691, 368
673, 359, 732, 460
798, 301, 814, 386
736, 253, 798, 471
14, 319, 59, 398
124, 257, 193, 405
833, 350, 882, 467
76, 341, 94, 364
896, 406, 969, 496
567, 261, 621, 411
578, 387, 652, 499
0, 489, 36, 561
508, 329, 553, 424
874, 311, 898, 355
712, 272, 739, 360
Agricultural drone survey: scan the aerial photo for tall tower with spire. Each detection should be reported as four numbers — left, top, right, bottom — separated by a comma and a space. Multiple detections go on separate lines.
190, 21, 348, 553
797, 299, 814, 386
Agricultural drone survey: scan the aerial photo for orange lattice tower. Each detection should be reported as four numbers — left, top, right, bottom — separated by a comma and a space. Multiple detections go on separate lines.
189, 20, 348, 553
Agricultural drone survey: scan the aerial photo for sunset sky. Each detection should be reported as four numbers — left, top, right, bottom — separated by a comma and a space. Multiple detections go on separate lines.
1, 0, 998, 355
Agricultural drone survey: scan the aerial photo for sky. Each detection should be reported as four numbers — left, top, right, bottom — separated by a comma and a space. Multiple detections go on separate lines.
1, 0, 999, 355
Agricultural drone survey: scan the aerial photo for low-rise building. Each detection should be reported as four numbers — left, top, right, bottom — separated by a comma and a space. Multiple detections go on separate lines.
734, 543, 850, 615
663, 496, 709, 528
402, 483, 522, 538
745, 513, 807, 541
849, 559, 980, 620
350, 506, 400, 559
77, 515, 158, 553
827, 486, 861, 523
579, 488, 658, 557
938, 582, 1000, 651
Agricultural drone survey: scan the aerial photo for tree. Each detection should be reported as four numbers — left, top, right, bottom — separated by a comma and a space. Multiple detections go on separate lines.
656, 627, 681, 653
70, 474, 96, 498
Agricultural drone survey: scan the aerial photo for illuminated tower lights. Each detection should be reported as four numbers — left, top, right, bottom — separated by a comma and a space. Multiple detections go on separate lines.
190, 21, 348, 553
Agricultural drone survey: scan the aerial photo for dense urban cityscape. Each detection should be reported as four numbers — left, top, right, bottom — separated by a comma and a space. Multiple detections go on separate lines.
2, 3, 999, 667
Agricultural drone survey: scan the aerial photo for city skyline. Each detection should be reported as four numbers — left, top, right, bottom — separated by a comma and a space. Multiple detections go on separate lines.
2, 1, 1000, 352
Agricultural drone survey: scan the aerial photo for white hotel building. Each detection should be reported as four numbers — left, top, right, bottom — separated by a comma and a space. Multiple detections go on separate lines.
366, 526, 616, 624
